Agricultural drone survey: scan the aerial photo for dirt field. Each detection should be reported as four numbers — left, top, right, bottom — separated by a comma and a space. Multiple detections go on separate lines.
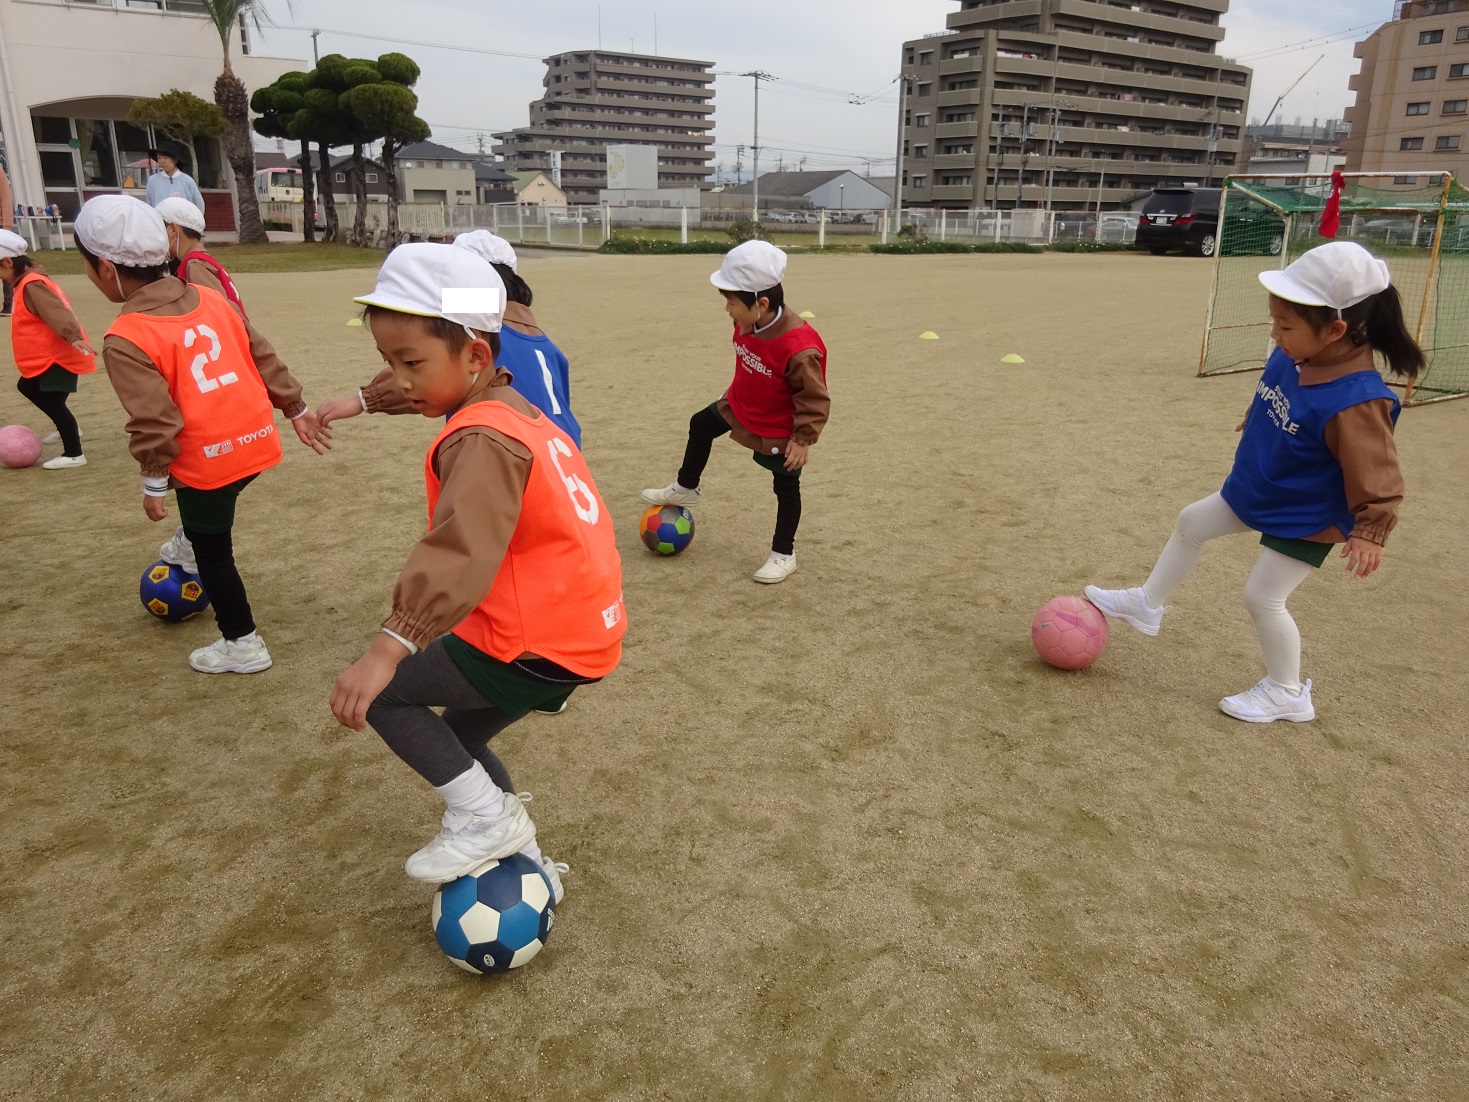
2, 253, 1467, 1102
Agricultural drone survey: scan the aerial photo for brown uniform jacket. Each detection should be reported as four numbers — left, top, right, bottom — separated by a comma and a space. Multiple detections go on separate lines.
717, 307, 829, 451
181, 256, 230, 306
1293, 342, 1404, 546
382, 369, 541, 651
20, 266, 85, 344
100, 277, 306, 480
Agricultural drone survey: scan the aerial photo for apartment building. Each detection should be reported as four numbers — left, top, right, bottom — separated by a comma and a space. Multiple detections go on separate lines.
493, 50, 715, 204
899, 0, 1253, 210
1342, 0, 1469, 184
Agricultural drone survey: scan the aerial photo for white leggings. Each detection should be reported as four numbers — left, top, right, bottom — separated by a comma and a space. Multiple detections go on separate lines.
1141, 493, 1317, 691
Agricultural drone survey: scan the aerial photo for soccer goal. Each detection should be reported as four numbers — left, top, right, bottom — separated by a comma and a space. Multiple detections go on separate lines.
1198, 172, 1469, 405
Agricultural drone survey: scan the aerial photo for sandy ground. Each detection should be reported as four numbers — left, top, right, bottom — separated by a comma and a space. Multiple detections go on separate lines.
1, 253, 1467, 1102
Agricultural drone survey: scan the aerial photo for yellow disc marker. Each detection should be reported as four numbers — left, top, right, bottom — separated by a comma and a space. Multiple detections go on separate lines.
919, 331, 940, 340
346, 318, 364, 327
1000, 353, 1025, 364
798, 311, 816, 319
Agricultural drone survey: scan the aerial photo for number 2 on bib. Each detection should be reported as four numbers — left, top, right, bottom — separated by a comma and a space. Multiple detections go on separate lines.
546, 437, 598, 524
184, 324, 238, 394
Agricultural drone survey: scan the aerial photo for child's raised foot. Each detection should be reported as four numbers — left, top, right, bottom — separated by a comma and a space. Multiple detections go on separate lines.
159, 525, 198, 575
640, 482, 702, 507
406, 795, 536, 883
1083, 585, 1164, 636
189, 633, 272, 674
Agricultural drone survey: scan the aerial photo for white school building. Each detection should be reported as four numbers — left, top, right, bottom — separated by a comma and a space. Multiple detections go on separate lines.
0, 0, 304, 232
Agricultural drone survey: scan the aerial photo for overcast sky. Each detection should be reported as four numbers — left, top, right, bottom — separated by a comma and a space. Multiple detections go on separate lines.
251, 0, 1390, 172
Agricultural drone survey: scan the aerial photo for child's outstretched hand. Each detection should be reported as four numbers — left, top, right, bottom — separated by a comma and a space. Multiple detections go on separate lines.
316, 395, 365, 430
1342, 537, 1383, 579
291, 409, 333, 454
143, 494, 167, 522
783, 440, 810, 471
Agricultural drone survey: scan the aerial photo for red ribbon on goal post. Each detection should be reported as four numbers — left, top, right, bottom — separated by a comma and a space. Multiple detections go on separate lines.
1318, 169, 1346, 238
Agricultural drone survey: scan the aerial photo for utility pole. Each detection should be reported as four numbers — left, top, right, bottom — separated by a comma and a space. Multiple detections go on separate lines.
1017, 104, 1033, 207
742, 71, 772, 222
735, 144, 744, 186
311, 29, 320, 64
993, 116, 1009, 208
893, 73, 910, 223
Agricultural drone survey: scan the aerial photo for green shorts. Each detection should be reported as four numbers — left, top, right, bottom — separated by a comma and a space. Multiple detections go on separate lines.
442, 635, 597, 719
753, 450, 800, 478
1260, 533, 1332, 569
36, 364, 78, 393
175, 474, 259, 535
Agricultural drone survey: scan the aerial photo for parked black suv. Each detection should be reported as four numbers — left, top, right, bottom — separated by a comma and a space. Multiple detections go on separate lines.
1135, 187, 1223, 257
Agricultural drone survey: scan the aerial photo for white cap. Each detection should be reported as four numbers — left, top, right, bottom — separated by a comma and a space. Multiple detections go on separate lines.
710, 240, 787, 293
453, 230, 518, 273
353, 242, 505, 333
1259, 241, 1391, 311
74, 195, 170, 267
155, 196, 206, 235
0, 229, 28, 259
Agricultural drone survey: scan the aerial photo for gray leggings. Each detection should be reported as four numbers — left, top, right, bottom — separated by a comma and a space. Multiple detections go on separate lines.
366, 639, 518, 790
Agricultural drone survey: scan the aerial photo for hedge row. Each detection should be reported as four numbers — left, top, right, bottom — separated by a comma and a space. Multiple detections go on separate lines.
598, 238, 1140, 257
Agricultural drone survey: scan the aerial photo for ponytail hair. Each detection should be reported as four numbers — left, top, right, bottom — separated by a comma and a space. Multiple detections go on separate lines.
493, 263, 533, 308
1285, 285, 1426, 380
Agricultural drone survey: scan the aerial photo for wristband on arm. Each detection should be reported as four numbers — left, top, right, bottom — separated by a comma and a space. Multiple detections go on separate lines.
142, 476, 169, 499
380, 628, 419, 655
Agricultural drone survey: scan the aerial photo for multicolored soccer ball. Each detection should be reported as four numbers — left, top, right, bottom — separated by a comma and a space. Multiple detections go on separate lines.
139, 561, 211, 622
0, 425, 42, 468
432, 853, 557, 974
1031, 595, 1109, 670
640, 504, 695, 556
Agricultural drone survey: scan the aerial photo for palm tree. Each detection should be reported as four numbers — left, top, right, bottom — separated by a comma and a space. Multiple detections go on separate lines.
200, 1, 281, 244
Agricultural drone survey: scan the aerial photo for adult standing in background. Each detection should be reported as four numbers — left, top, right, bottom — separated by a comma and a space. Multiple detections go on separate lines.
145, 141, 205, 213
0, 161, 14, 316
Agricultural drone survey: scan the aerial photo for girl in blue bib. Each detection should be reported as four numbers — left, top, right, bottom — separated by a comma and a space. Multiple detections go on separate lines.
1086, 241, 1423, 724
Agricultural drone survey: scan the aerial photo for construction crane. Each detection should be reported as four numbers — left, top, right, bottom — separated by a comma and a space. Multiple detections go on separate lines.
1260, 55, 1325, 130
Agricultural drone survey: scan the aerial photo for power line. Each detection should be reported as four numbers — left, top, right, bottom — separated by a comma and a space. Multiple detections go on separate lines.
273, 24, 546, 61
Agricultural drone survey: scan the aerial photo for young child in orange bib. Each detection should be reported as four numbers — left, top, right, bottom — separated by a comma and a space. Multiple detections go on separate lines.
73, 195, 330, 674
329, 243, 625, 901
0, 229, 97, 469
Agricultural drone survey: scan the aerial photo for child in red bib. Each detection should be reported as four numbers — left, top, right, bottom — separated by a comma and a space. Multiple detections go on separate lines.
330, 244, 625, 900
641, 241, 829, 583
0, 229, 96, 469
73, 195, 329, 674
156, 197, 247, 317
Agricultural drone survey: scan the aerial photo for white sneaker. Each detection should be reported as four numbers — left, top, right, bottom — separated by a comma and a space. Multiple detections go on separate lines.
159, 525, 198, 575
405, 795, 537, 883
41, 454, 86, 470
534, 700, 569, 716
1219, 678, 1315, 724
42, 429, 81, 445
640, 482, 702, 507
1083, 585, 1164, 637
753, 551, 797, 584
533, 854, 569, 906
188, 634, 273, 675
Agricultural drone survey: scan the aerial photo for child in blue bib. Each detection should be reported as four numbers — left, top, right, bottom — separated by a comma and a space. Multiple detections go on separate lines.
1086, 241, 1423, 724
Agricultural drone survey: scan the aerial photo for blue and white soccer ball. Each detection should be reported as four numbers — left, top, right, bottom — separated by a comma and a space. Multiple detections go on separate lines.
432, 853, 557, 974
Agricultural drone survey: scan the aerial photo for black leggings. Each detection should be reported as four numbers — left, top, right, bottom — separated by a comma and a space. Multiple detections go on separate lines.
16, 375, 81, 457
676, 405, 803, 556
185, 528, 256, 642
366, 639, 519, 790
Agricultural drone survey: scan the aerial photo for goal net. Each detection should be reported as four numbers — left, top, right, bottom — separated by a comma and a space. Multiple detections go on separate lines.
1198, 172, 1469, 405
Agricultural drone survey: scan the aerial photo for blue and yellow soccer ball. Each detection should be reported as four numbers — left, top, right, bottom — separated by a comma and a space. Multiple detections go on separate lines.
639, 504, 694, 556
139, 560, 211, 622
432, 853, 556, 974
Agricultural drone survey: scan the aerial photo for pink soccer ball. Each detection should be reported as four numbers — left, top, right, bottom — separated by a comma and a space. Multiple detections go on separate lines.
0, 425, 42, 468
1031, 595, 1109, 670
